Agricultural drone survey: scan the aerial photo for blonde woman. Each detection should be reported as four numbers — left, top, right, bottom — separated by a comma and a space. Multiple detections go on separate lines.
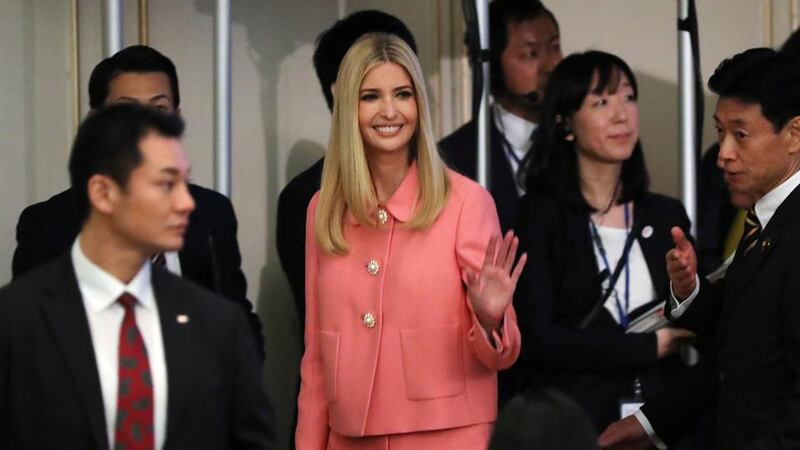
296, 33, 527, 449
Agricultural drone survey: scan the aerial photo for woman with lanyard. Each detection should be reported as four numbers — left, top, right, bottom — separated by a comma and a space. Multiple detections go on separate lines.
512, 51, 696, 439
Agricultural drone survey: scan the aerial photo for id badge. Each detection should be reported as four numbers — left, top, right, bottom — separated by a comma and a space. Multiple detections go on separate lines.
619, 397, 644, 419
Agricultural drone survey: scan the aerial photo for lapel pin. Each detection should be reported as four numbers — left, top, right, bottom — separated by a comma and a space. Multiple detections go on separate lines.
176, 314, 189, 324
641, 225, 653, 239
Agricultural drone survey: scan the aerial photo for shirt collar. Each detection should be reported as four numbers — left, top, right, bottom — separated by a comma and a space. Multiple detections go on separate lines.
493, 102, 537, 150
71, 236, 154, 312
345, 161, 419, 226
754, 169, 800, 228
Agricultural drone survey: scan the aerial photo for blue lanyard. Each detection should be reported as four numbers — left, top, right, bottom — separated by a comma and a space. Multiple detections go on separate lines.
589, 203, 631, 328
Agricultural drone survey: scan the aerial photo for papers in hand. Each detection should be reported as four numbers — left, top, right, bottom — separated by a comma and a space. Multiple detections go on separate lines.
625, 303, 669, 334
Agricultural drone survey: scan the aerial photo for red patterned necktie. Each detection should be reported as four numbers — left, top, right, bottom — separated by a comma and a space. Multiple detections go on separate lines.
115, 293, 154, 450
151, 253, 166, 268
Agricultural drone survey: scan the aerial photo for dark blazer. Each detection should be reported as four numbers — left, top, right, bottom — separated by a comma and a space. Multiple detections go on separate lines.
276, 158, 324, 322
11, 184, 264, 358
513, 191, 692, 432
438, 116, 521, 232
0, 255, 276, 450
642, 183, 800, 449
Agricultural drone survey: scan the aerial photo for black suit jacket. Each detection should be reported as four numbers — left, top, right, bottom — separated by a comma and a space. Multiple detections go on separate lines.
11, 185, 264, 358
438, 116, 521, 232
514, 191, 692, 431
276, 158, 324, 322
643, 183, 800, 449
0, 256, 276, 450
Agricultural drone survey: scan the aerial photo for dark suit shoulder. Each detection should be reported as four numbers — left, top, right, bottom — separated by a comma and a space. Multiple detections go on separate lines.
637, 192, 690, 226
439, 119, 476, 151
188, 183, 234, 211
19, 188, 69, 213
279, 158, 324, 205
438, 120, 477, 170
0, 256, 72, 317
13, 192, 81, 279
639, 191, 685, 211
17, 188, 79, 225
517, 191, 564, 221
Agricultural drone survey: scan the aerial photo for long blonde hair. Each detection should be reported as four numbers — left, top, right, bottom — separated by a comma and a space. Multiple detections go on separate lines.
315, 32, 450, 255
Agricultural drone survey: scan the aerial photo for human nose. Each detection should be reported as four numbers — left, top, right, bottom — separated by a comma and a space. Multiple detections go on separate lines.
611, 98, 629, 123
174, 182, 195, 214
380, 96, 397, 119
717, 137, 735, 168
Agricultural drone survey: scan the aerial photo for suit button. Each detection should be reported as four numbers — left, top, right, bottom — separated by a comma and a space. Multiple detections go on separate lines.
366, 260, 380, 276
362, 312, 376, 328
718, 371, 725, 382
377, 208, 389, 225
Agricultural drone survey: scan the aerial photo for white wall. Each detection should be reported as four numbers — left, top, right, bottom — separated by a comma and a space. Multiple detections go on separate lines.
1, 0, 797, 447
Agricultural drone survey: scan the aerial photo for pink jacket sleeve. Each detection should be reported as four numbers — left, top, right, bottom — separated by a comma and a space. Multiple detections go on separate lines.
455, 186, 521, 371
295, 195, 329, 450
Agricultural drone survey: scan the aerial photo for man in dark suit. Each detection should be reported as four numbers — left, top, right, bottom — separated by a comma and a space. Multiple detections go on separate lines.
438, 0, 562, 231
11, 45, 263, 358
599, 48, 800, 449
0, 104, 275, 449
276, 11, 417, 321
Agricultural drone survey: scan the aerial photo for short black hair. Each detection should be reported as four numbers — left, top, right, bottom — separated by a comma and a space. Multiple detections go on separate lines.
489, 0, 558, 95
523, 50, 649, 210
69, 103, 185, 221
88, 45, 180, 110
488, 389, 597, 450
709, 47, 800, 133
313, 10, 417, 111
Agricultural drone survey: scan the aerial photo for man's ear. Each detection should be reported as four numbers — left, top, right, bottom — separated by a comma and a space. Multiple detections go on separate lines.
786, 116, 800, 155
86, 174, 121, 215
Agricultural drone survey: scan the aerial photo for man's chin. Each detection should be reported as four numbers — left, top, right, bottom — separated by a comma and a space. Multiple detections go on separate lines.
156, 238, 184, 253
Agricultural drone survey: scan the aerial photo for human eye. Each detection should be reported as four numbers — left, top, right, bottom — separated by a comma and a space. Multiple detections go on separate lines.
734, 129, 749, 140
156, 179, 176, 191
359, 92, 378, 101
592, 97, 608, 107
524, 49, 540, 60
396, 89, 414, 99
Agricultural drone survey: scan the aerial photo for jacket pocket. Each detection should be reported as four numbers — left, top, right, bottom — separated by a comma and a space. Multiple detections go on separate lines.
400, 324, 465, 400
318, 330, 339, 402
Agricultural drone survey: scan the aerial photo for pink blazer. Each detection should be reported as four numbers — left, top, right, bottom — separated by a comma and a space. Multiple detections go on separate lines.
296, 164, 520, 449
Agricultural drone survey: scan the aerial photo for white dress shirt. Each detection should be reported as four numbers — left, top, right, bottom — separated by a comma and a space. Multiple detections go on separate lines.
72, 238, 168, 450
493, 102, 537, 195
592, 225, 657, 324
163, 250, 181, 276
645, 169, 800, 447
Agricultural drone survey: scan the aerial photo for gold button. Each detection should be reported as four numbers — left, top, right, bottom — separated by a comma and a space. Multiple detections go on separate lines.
366, 259, 380, 276
362, 312, 376, 328
377, 208, 389, 225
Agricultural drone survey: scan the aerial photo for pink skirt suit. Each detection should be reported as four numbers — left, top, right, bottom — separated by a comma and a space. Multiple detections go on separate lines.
296, 164, 521, 449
